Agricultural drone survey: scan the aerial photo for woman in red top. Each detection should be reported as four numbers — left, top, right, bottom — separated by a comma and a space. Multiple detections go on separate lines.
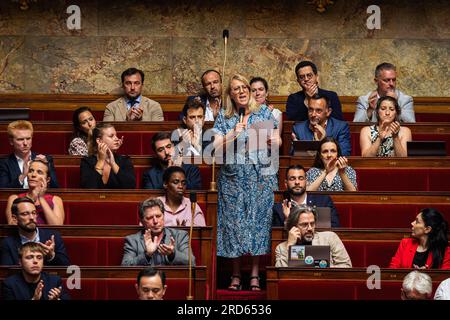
5, 159, 65, 225
390, 208, 450, 269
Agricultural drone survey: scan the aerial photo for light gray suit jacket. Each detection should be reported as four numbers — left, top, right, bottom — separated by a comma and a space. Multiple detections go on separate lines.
121, 227, 195, 266
353, 89, 415, 123
103, 96, 164, 121
275, 231, 352, 268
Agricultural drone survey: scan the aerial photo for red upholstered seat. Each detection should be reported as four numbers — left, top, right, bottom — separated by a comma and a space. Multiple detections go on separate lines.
65, 202, 140, 225
334, 203, 450, 228
64, 237, 107, 266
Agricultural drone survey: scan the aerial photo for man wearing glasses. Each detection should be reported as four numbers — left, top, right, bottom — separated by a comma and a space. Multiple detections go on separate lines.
274, 205, 351, 268
286, 61, 343, 122
0, 197, 70, 266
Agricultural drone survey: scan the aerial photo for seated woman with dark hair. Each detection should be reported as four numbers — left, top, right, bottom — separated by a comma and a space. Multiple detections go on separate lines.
80, 123, 136, 189
68, 106, 97, 156
157, 166, 205, 227
306, 137, 357, 192
5, 160, 65, 225
360, 96, 412, 157
390, 208, 450, 269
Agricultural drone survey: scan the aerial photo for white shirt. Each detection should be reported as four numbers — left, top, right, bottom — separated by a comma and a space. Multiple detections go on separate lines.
15, 154, 29, 189
434, 278, 450, 300
204, 98, 221, 121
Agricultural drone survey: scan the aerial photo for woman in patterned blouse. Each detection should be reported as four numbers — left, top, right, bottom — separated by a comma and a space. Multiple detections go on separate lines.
68, 106, 97, 156
306, 137, 357, 192
360, 96, 412, 157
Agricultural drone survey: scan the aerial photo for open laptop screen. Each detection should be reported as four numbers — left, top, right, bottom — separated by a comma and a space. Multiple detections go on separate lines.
407, 141, 446, 156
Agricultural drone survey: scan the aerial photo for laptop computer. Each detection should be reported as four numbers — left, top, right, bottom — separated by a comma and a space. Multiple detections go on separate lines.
292, 140, 320, 156
288, 245, 331, 268
0, 108, 30, 121
407, 141, 446, 156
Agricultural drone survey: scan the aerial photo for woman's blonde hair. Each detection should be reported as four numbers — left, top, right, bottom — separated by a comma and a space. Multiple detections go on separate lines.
224, 74, 259, 118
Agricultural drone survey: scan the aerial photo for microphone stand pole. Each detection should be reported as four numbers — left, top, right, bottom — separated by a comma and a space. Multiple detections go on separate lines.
186, 192, 197, 300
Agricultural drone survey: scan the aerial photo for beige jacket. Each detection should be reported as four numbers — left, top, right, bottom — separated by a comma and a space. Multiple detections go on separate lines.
103, 96, 164, 121
275, 231, 352, 268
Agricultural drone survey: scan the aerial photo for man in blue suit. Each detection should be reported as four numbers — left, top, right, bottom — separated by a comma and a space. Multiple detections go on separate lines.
273, 165, 340, 227
286, 60, 343, 122
0, 197, 70, 266
2, 242, 70, 300
292, 94, 351, 156
0, 120, 59, 188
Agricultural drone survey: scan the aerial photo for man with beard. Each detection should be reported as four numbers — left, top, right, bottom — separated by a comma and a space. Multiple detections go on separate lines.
182, 70, 223, 121
142, 132, 201, 189
103, 67, 164, 122
275, 205, 351, 268
0, 120, 59, 189
2, 242, 70, 300
286, 61, 343, 122
273, 165, 340, 227
0, 197, 70, 266
291, 94, 351, 156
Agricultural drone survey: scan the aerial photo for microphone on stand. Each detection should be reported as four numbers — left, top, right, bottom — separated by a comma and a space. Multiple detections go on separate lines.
222, 29, 229, 105
186, 192, 197, 300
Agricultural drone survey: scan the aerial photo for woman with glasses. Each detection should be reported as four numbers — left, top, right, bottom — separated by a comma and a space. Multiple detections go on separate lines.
5, 160, 65, 225
213, 74, 280, 291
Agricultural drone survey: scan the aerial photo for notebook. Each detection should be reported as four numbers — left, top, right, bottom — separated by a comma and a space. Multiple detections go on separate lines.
0, 108, 30, 121
288, 245, 331, 268
292, 140, 320, 156
407, 141, 446, 156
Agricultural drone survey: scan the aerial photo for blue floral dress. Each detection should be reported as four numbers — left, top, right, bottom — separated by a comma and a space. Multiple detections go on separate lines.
213, 105, 278, 258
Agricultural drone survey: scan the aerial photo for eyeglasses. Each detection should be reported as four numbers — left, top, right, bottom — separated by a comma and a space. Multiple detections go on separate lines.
18, 211, 38, 217
298, 73, 314, 81
297, 222, 315, 229
231, 85, 248, 93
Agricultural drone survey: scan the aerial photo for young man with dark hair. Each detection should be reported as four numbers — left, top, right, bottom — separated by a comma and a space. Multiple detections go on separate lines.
142, 132, 202, 190
135, 267, 167, 300
104, 67, 164, 121
273, 165, 340, 227
0, 197, 70, 266
286, 60, 343, 121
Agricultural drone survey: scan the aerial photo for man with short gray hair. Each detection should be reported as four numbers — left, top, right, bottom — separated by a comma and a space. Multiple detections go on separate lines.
121, 198, 194, 266
354, 62, 415, 123
401, 271, 432, 300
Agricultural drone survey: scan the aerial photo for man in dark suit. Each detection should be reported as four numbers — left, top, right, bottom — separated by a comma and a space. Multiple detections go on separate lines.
181, 69, 223, 122
273, 165, 340, 227
142, 131, 202, 190
0, 197, 70, 266
286, 60, 343, 121
2, 242, 70, 300
0, 120, 59, 188
121, 198, 194, 266
291, 94, 351, 156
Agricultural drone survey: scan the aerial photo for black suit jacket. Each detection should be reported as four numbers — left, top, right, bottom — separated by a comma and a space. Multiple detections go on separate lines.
285, 87, 343, 121
0, 152, 59, 188
272, 193, 340, 227
2, 272, 70, 300
80, 154, 136, 189
142, 163, 202, 190
0, 228, 70, 266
